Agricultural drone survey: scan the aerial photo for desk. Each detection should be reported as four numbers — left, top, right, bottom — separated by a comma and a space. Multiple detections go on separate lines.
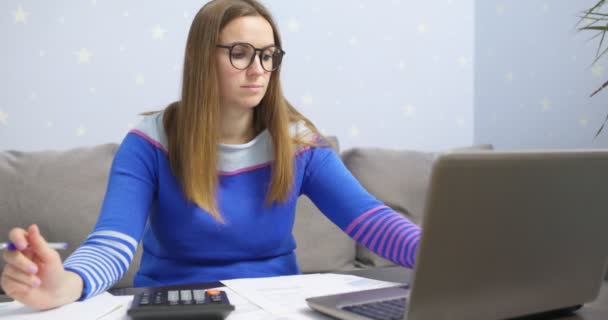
108, 267, 608, 320
2, 267, 607, 319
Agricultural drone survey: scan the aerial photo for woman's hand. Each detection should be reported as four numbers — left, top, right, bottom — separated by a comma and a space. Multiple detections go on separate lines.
1, 224, 83, 310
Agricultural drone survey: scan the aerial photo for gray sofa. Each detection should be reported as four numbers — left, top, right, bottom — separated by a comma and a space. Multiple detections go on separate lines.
0, 137, 492, 291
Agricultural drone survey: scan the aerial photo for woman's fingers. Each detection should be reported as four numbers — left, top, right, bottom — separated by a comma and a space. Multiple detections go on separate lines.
2, 249, 38, 275
7, 227, 29, 251
1, 265, 36, 298
2, 264, 41, 288
1, 277, 31, 297
26, 224, 60, 263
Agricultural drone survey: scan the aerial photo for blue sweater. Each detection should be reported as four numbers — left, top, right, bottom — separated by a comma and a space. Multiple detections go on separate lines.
63, 112, 421, 300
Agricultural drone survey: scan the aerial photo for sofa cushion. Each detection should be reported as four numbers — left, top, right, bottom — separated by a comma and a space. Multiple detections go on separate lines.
293, 136, 359, 273
342, 144, 494, 268
293, 195, 359, 273
0, 143, 142, 290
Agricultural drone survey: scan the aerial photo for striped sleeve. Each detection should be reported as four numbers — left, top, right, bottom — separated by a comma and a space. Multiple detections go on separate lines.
300, 147, 421, 269
63, 132, 159, 300
344, 206, 420, 268
64, 231, 138, 299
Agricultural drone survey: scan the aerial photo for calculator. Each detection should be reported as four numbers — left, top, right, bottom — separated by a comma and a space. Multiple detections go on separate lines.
127, 288, 235, 319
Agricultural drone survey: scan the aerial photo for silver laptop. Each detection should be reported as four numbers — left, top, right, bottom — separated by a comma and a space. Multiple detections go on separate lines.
307, 150, 608, 320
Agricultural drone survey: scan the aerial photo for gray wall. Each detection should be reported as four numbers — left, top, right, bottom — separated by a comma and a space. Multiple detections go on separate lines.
1, 0, 474, 152
475, 0, 608, 149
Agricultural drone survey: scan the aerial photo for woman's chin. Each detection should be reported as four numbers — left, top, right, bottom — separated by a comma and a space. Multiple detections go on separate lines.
239, 98, 264, 109
222, 96, 265, 110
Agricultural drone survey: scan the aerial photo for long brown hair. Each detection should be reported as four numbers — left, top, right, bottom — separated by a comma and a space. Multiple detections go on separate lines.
163, 0, 325, 222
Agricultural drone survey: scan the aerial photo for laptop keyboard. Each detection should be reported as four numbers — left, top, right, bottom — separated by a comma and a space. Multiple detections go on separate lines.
342, 297, 407, 320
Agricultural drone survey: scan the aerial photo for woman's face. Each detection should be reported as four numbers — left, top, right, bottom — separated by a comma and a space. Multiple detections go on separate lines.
216, 16, 275, 111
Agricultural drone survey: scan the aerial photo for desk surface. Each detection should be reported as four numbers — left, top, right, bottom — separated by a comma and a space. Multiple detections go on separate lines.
2, 267, 607, 319
109, 267, 608, 320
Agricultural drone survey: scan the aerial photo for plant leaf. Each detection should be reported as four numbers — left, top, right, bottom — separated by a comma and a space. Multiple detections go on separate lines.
590, 79, 608, 97
597, 25, 607, 58
589, 0, 605, 14
587, 31, 604, 42
578, 0, 607, 27
580, 25, 608, 30
583, 11, 608, 17
593, 112, 608, 139
579, 15, 608, 23
591, 43, 608, 66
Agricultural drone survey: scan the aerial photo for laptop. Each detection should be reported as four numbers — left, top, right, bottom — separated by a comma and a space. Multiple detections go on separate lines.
307, 150, 608, 320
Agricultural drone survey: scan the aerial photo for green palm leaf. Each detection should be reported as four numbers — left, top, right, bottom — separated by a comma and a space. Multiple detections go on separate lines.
579, 0, 608, 137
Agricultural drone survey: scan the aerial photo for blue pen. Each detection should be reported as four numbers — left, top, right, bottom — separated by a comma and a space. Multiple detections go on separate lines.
0, 242, 68, 251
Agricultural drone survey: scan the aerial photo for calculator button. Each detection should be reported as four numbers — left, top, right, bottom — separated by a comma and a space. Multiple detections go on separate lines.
152, 292, 162, 304
180, 290, 193, 304
167, 290, 179, 305
192, 290, 205, 304
139, 292, 150, 305
206, 289, 223, 303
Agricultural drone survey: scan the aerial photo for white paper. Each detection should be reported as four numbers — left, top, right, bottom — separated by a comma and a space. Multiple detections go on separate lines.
222, 273, 403, 316
0, 292, 133, 320
223, 284, 332, 319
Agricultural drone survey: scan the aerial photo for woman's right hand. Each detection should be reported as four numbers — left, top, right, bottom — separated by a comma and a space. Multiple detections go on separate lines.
1, 224, 83, 310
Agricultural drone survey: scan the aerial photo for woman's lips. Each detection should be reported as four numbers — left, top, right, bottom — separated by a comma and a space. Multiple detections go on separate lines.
241, 85, 264, 93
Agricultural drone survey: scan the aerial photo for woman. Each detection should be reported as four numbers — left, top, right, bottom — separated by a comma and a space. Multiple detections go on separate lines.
1, 0, 421, 310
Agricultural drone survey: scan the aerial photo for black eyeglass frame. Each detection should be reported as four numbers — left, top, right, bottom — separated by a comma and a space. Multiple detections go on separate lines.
216, 42, 286, 72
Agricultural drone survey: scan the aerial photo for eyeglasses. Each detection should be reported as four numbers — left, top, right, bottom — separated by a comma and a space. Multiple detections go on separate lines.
216, 42, 285, 72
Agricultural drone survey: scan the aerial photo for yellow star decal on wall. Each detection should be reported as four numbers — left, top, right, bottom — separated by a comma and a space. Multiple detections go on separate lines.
14, 6, 30, 24
0, 111, 8, 126
152, 25, 167, 40
74, 48, 92, 64
541, 97, 551, 111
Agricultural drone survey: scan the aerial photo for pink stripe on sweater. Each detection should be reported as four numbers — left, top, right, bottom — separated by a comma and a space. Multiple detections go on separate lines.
368, 214, 402, 250
377, 216, 405, 256
392, 226, 420, 264
401, 232, 420, 268
345, 205, 389, 235
385, 224, 412, 261
388, 224, 418, 262
295, 145, 312, 156
360, 211, 392, 245
351, 207, 392, 241
130, 130, 168, 154
405, 239, 420, 268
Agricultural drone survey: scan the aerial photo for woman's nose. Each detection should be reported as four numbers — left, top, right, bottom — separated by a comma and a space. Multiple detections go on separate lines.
246, 55, 265, 75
